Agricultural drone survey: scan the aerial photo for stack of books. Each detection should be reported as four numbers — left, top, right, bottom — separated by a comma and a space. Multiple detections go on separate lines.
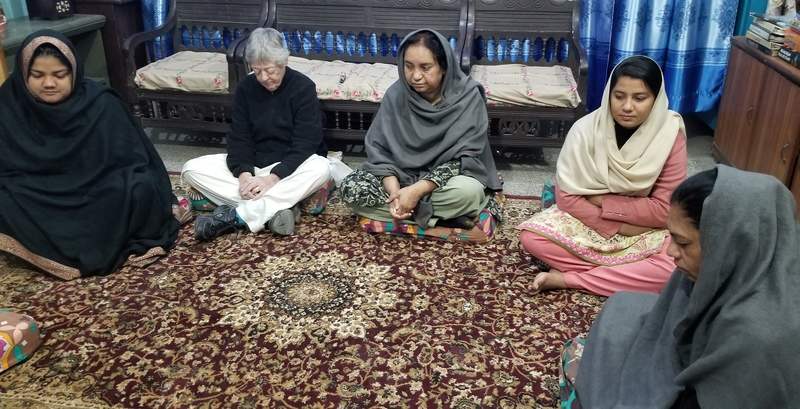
778, 19, 800, 68
747, 13, 789, 56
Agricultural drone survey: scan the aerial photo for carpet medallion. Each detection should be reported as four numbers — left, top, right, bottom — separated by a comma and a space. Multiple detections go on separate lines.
0, 180, 604, 408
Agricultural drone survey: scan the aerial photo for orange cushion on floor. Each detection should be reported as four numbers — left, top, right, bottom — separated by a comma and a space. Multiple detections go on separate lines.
358, 209, 499, 243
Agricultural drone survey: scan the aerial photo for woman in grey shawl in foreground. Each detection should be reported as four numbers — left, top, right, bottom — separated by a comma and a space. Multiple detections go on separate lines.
559, 165, 799, 409
339, 29, 502, 229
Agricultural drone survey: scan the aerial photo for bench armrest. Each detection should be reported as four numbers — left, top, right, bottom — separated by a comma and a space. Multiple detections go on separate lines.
226, 33, 252, 89
569, 1, 587, 115
569, 36, 588, 115
121, 0, 177, 91
226, 0, 272, 89
458, 0, 472, 74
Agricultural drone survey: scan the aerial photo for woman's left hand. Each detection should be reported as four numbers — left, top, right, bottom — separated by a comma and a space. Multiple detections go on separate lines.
618, 223, 652, 236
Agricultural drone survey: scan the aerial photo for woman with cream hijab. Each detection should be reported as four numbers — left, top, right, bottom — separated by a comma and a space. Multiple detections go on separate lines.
517, 56, 687, 296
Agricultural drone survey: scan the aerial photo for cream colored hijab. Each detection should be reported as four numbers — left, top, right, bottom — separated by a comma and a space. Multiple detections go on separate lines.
556, 56, 684, 196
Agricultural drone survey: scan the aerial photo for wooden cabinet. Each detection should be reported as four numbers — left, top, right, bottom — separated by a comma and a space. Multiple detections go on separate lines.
715, 43, 768, 168
74, 0, 144, 94
714, 37, 800, 216
792, 159, 800, 210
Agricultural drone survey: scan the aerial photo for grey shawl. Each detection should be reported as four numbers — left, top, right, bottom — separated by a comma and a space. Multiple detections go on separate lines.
576, 164, 800, 409
362, 29, 501, 224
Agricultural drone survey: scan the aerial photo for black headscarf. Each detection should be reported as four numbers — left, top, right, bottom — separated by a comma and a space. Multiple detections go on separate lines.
0, 30, 179, 277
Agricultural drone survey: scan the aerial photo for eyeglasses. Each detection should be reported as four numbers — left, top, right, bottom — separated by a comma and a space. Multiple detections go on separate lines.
251, 64, 284, 78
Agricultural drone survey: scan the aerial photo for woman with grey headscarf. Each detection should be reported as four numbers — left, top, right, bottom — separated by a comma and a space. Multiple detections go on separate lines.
339, 29, 502, 230
559, 165, 800, 408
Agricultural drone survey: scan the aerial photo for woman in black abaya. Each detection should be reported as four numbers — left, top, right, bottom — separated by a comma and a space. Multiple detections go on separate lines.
0, 30, 183, 279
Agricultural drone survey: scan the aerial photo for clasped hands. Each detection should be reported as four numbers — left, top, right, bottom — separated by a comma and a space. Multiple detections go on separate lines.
238, 172, 280, 200
383, 177, 436, 220
386, 186, 422, 220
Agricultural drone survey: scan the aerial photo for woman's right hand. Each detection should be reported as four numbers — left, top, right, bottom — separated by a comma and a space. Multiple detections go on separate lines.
238, 172, 255, 199
586, 195, 604, 207
382, 176, 401, 196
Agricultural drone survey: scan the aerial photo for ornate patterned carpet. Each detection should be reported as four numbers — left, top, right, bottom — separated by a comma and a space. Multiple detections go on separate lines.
0, 180, 604, 408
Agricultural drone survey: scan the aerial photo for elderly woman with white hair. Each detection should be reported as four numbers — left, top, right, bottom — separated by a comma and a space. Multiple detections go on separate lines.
182, 27, 330, 239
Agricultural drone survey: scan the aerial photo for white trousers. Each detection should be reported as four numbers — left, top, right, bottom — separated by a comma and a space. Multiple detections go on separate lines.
182, 153, 331, 232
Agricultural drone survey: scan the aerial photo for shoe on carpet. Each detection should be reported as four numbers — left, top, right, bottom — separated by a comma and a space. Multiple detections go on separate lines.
268, 206, 299, 236
194, 204, 243, 241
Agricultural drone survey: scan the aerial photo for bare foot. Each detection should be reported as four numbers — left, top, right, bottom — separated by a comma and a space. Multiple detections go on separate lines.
532, 269, 567, 293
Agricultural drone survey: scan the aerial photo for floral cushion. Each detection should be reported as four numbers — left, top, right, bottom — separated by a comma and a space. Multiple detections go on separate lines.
0, 311, 42, 373
135, 51, 229, 93
470, 64, 581, 108
288, 56, 397, 102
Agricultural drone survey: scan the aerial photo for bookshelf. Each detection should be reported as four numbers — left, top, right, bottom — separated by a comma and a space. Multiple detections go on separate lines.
714, 36, 800, 215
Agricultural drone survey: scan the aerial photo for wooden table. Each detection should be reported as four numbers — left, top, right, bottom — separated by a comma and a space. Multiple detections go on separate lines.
2, 14, 108, 84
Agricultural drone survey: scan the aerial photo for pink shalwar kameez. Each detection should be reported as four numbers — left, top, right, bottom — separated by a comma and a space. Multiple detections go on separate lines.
520, 133, 687, 296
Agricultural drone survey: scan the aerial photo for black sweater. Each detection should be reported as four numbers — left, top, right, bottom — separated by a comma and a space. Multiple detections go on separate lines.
226, 67, 326, 179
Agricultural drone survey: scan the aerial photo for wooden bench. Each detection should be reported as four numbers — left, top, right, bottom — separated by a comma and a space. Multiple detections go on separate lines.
263, 0, 470, 145
122, 0, 269, 137
464, 0, 587, 149
123, 0, 587, 150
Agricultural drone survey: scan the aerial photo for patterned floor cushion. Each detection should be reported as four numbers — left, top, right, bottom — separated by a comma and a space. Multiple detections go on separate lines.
470, 64, 581, 108
358, 208, 499, 243
0, 311, 42, 374
288, 56, 398, 102
135, 51, 229, 93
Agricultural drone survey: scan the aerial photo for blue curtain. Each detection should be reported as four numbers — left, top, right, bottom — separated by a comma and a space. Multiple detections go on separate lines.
141, 0, 173, 60
579, 0, 737, 114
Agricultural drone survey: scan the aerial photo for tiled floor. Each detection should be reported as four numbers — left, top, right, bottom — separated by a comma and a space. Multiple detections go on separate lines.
151, 114, 717, 197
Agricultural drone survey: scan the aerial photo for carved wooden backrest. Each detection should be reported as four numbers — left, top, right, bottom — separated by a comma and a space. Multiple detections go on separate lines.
172, 0, 269, 53
270, 0, 469, 65
468, 0, 580, 67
